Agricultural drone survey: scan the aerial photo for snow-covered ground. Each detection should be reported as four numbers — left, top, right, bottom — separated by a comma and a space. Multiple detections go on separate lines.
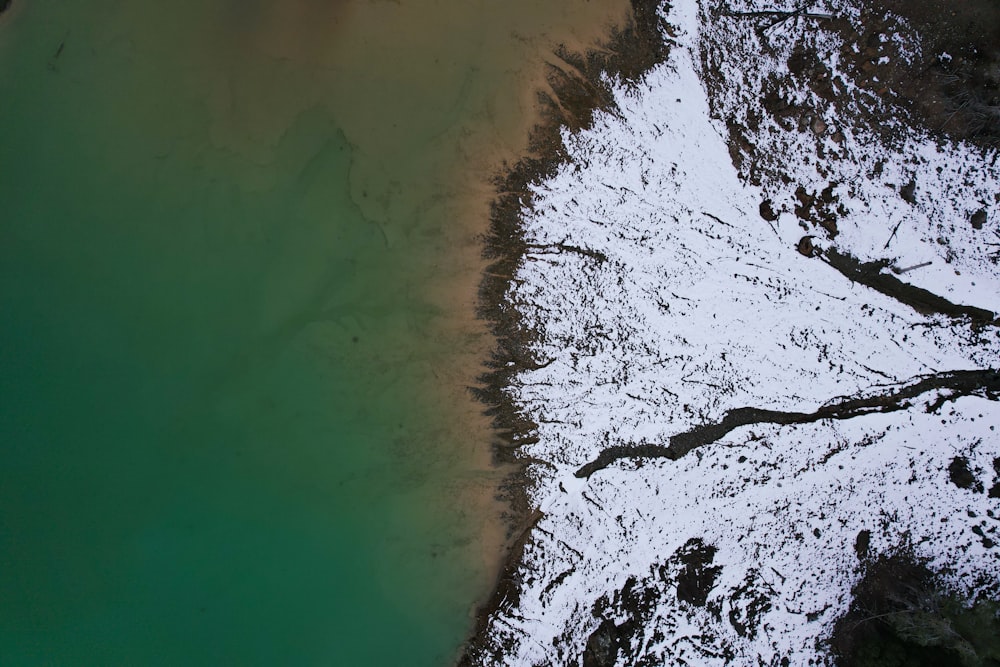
472, 1, 1000, 664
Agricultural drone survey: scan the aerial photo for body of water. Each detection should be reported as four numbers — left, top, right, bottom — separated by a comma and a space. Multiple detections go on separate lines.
0, 1, 627, 664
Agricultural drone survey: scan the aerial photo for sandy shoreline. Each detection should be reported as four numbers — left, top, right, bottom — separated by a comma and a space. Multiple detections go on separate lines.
423, 3, 643, 645
456, 1, 673, 662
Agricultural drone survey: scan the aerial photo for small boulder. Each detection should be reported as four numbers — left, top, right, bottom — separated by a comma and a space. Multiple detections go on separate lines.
971, 208, 987, 230
797, 235, 819, 257
759, 199, 779, 222
899, 179, 917, 204
948, 456, 982, 492
854, 529, 871, 560
582, 620, 620, 667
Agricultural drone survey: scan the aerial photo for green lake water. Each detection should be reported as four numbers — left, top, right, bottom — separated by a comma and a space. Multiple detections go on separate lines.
0, 1, 626, 664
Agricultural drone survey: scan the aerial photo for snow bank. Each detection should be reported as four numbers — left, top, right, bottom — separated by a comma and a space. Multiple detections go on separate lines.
474, 2, 1000, 664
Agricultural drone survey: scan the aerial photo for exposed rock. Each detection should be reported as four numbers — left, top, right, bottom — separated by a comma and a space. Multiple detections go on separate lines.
948, 455, 982, 492
990, 457, 1000, 498
855, 529, 871, 560
971, 208, 988, 230
797, 234, 819, 257
794, 185, 816, 219
759, 198, 779, 221
582, 619, 621, 667
900, 179, 917, 204
674, 538, 721, 607
793, 185, 841, 237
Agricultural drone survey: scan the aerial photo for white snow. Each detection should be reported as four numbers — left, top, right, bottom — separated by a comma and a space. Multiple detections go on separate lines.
473, 1, 1000, 664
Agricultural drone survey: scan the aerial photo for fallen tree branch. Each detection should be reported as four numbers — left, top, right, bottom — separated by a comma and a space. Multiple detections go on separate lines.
575, 369, 1000, 477
892, 261, 933, 275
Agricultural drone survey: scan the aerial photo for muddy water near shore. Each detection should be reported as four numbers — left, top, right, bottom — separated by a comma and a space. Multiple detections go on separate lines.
0, 0, 627, 664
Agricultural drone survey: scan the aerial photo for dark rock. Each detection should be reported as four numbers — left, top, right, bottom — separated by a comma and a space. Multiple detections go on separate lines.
855, 529, 872, 560
971, 208, 987, 229
759, 198, 779, 221
818, 216, 839, 237
675, 538, 721, 607
797, 235, 819, 257
820, 182, 838, 204
792, 184, 840, 236
795, 185, 816, 210
763, 87, 792, 115
584, 575, 667, 666
949, 455, 982, 492
787, 48, 811, 77
582, 619, 620, 667
899, 179, 917, 204
795, 190, 815, 221
989, 483, 1000, 499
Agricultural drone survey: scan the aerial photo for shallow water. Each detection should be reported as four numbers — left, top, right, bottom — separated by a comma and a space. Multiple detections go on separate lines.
0, 0, 626, 664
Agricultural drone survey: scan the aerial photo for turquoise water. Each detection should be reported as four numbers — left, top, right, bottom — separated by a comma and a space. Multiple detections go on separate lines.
1, 3, 485, 664
0, 1, 627, 664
